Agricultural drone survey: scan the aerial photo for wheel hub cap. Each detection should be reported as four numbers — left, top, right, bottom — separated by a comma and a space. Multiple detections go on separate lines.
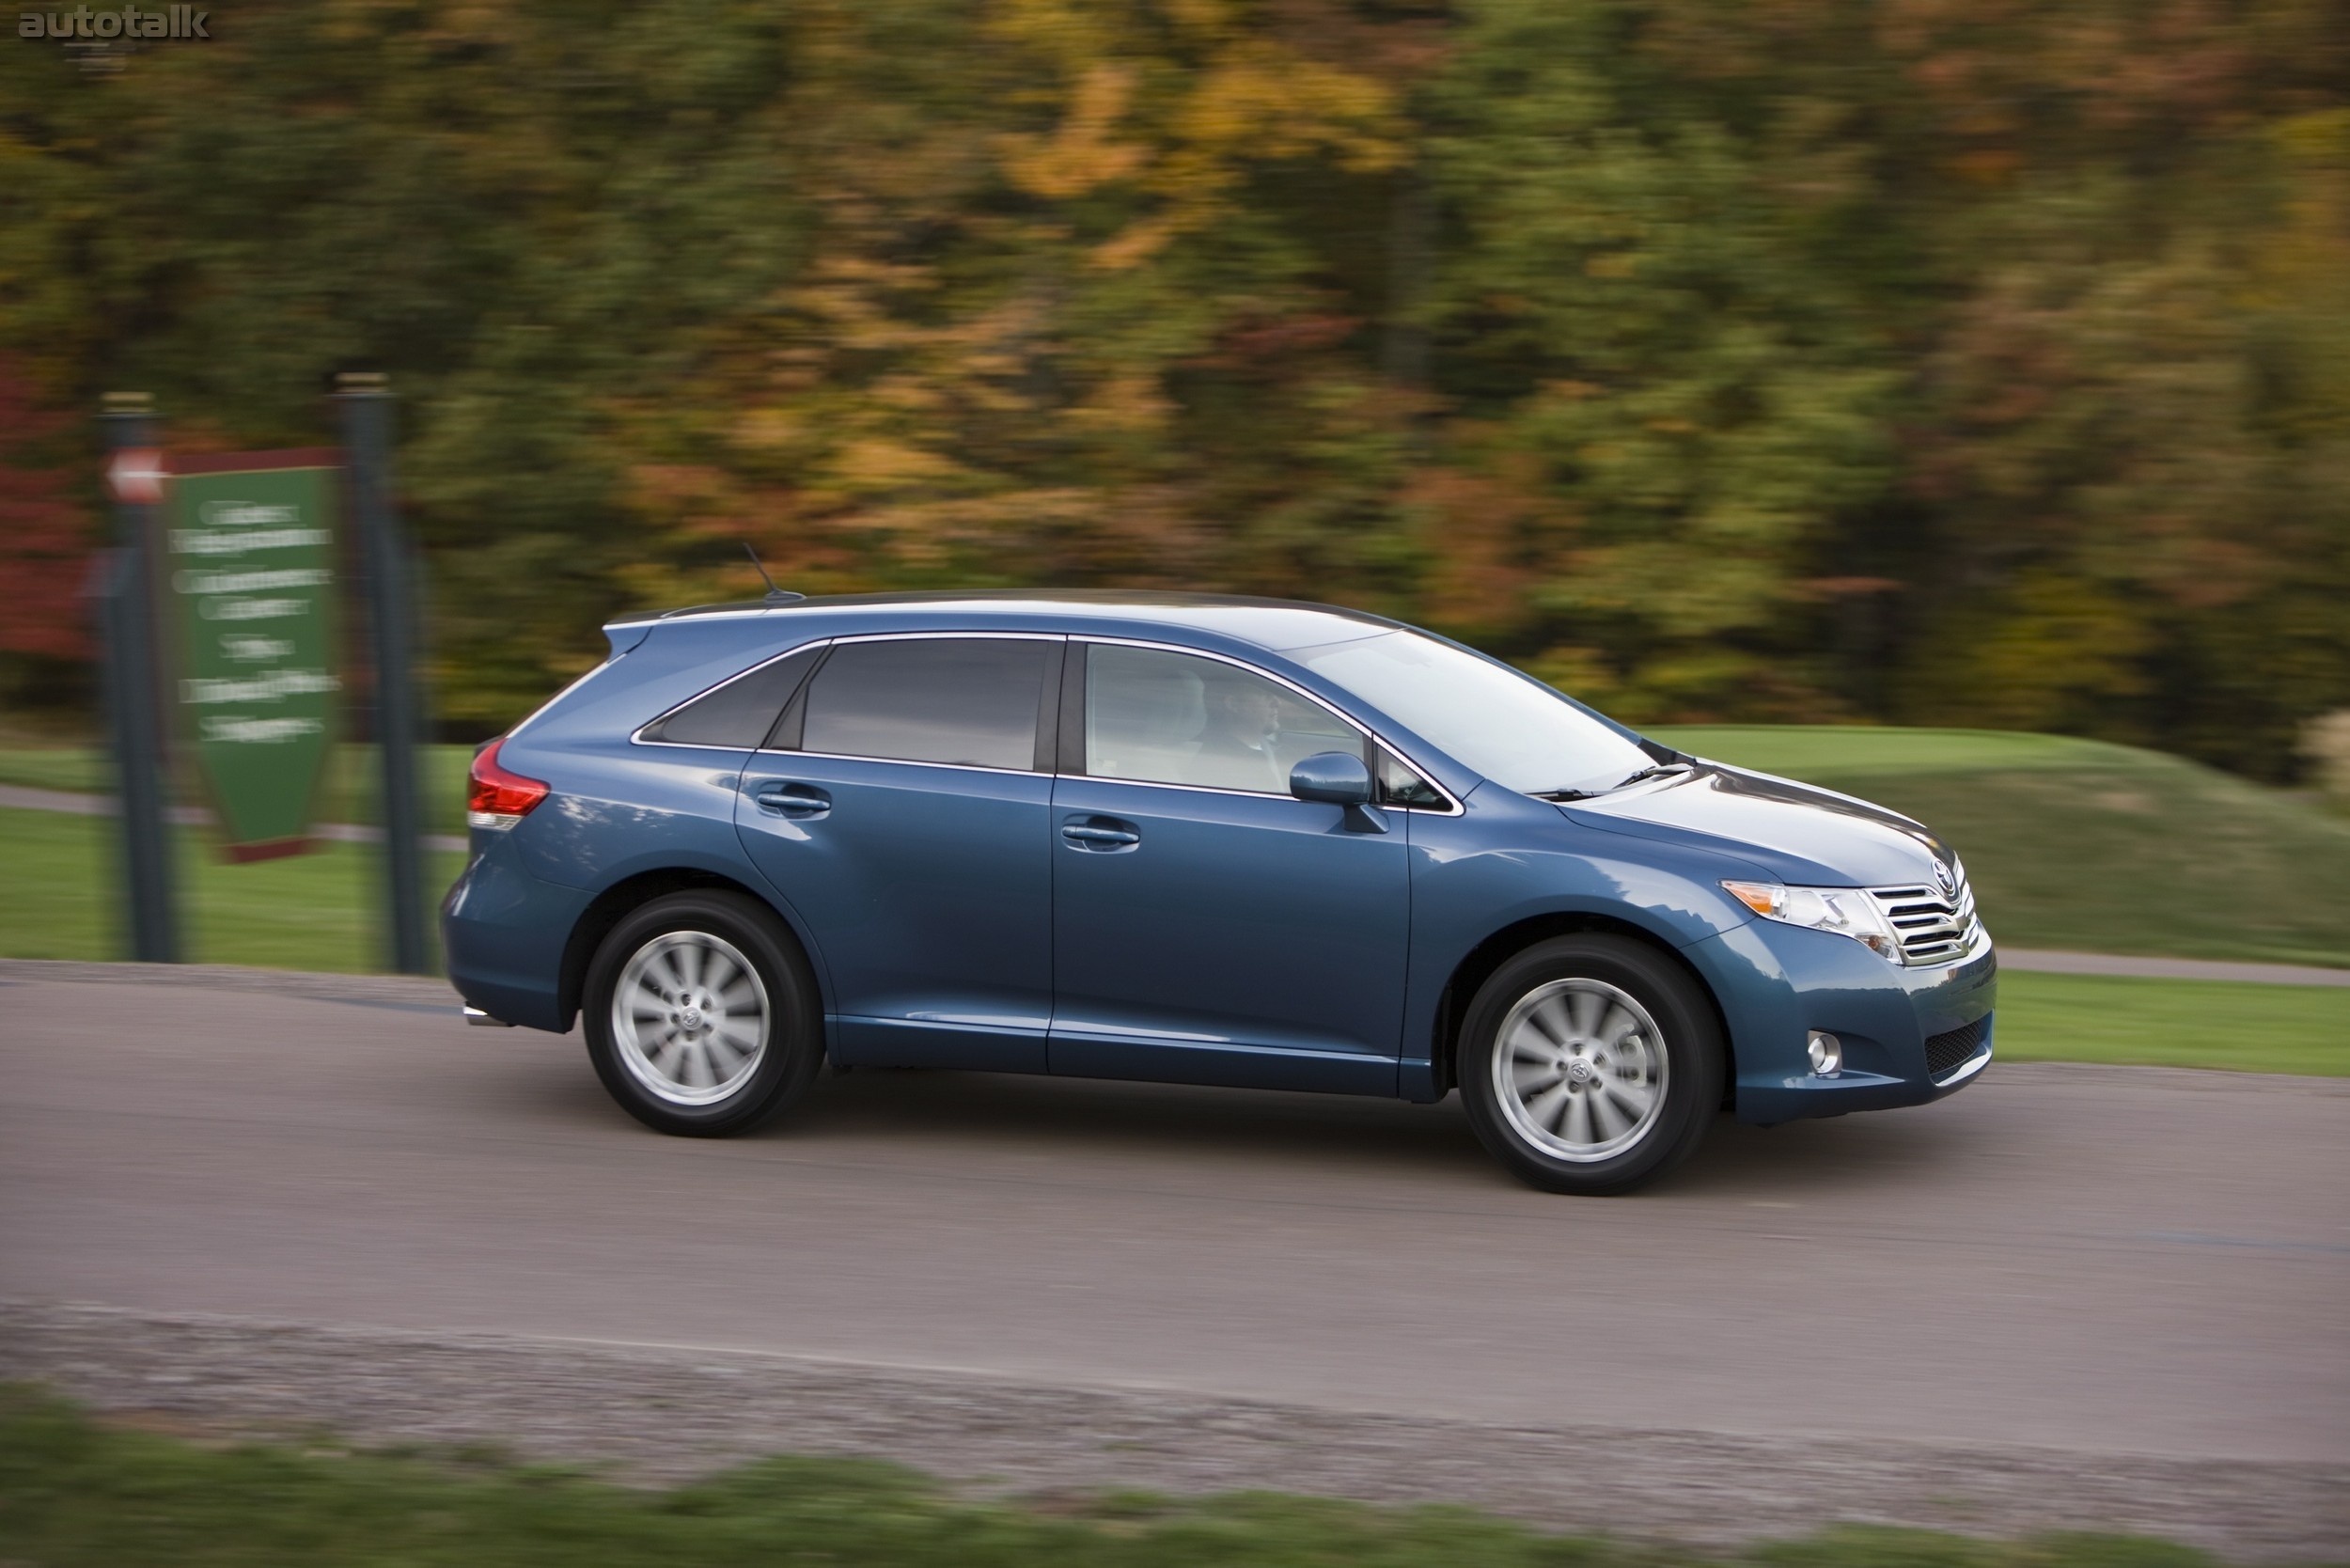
611, 931, 770, 1107
1493, 978, 1668, 1163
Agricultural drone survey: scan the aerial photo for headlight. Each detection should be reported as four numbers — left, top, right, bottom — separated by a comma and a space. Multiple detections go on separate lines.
1722, 880, 1905, 964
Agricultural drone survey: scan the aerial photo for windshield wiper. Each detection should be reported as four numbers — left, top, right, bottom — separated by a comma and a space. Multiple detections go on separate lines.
1533, 762, 1693, 802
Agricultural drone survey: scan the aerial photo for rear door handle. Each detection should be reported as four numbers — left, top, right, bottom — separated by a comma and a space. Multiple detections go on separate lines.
749, 780, 831, 819
1060, 817, 1140, 851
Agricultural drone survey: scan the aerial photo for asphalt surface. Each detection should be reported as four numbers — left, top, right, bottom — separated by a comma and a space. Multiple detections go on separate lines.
2, 964, 2344, 1474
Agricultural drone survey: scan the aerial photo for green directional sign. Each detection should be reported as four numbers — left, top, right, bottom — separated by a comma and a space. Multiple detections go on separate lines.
161, 451, 343, 860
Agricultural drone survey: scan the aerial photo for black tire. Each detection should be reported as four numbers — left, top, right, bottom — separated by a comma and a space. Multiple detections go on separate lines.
582, 889, 822, 1137
1457, 934, 1723, 1195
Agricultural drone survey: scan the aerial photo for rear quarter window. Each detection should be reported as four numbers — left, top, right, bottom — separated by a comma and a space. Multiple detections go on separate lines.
640, 645, 823, 747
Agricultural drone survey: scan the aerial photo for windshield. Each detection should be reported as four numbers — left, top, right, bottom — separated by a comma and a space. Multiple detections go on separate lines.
1297, 632, 1653, 795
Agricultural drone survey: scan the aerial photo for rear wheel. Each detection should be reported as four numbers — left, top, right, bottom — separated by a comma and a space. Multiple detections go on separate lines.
1458, 935, 1722, 1195
583, 890, 822, 1136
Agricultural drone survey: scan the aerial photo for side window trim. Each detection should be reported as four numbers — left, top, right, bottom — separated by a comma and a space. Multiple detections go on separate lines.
1375, 745, 1449, 810
1057, 641, 1088, 776
753, 630, 1067, 774
1032, 639, 1068, 775
633, 639, 831, 750
1064, 636, 1460, 812
761, 640, 834, 751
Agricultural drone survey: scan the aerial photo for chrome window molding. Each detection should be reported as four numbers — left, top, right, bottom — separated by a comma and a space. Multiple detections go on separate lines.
749, 746, 1049, 779
741, 631, 1067, 773
633, 630, 1066, 753
634, 738, 772, 753
629, 637, 834, 749
627, 625, 1463, 812
1051, 772, 1305, 805
826, 630, 1069, 644
1071, 635, 1464, 815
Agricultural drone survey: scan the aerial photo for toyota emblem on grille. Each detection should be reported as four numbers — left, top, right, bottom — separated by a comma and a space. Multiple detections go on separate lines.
1935, 860, 1957, 897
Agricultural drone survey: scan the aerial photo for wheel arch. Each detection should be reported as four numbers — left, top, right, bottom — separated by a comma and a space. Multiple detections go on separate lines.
1427, 913, 1736, 1105
557, 868, 818, 1031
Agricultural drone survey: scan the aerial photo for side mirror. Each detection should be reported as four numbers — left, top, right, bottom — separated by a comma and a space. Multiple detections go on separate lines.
1290, 751, 1389, 834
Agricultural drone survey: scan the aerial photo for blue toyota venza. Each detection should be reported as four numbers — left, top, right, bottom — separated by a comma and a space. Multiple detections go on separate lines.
446, 591, 1995, 1194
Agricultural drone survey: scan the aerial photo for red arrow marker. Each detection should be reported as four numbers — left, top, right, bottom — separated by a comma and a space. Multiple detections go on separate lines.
108, 447, 167, 505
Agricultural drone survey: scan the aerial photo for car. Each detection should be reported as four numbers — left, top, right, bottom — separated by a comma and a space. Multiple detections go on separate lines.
445, 590, 1995, 1194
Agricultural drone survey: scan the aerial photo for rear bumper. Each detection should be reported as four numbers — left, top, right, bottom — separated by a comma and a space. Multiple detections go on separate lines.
1682, 921, 1998, 1124
439, 833, 592, 1033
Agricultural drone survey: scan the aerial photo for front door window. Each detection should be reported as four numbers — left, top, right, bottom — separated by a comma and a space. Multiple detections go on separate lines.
1083, 643, 1363, 794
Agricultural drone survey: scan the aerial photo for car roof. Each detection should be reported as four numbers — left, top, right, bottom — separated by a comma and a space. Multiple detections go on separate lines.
609, 589, 1403, 652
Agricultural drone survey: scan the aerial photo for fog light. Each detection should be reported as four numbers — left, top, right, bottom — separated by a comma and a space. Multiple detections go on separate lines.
1807, 1031, 1842, 1077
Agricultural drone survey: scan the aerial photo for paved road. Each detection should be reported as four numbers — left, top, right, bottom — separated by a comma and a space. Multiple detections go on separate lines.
2, 964, 2344, 1470
1990, 948, 2350, 986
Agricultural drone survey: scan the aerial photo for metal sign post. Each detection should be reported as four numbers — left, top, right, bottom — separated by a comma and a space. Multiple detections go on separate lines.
160, 452, 344, 858
97, 393, 180, 963
337, 373, 429, 976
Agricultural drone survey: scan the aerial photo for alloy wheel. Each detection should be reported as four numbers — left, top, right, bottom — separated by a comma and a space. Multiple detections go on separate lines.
610, 930, 771, 1106
1492, 978, 1668, 1162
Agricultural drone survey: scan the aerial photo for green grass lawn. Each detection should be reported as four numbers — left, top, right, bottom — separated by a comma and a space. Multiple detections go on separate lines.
1993, 971, 2348, 1075
0, 742, 478, 835
1652, 725, 2350, 970
0, 807, 465, 974
0, 1385, 2240, 1568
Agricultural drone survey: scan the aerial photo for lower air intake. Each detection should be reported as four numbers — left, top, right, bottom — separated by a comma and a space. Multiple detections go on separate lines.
1924, 1015, 1989, 1078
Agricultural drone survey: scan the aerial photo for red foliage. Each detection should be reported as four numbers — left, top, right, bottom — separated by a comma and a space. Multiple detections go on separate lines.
0, 359, 94, 661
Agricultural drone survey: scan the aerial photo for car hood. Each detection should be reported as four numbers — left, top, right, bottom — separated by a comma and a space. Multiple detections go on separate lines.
1559, 763, 1958, 888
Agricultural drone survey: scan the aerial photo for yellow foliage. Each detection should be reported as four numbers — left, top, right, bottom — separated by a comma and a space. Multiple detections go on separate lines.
999, 65, 1148, 199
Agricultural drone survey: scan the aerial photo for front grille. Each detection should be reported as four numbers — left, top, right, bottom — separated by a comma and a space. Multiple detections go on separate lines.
1923, 1015, 1989, 1077
1867, 860, 1984, 966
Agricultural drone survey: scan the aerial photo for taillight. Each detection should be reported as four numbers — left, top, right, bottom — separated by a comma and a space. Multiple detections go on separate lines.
467, 737, 549, 830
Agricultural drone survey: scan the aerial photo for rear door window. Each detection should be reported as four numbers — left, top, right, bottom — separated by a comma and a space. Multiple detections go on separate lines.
641, 645, 823, 747
796, 637, 1057, 770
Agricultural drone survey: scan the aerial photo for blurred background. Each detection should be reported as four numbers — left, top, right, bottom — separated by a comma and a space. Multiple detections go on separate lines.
1, 0, 2346, 986
2, 10, 2347, 1561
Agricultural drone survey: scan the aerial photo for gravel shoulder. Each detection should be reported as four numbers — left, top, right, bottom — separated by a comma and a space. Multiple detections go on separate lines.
6, 1301, 2343, 1562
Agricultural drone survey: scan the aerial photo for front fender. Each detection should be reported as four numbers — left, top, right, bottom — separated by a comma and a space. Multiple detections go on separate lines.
1400, 784, 1773, 1095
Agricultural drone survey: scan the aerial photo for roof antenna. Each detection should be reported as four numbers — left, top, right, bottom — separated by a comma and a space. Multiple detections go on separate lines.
742, 541, 804, 603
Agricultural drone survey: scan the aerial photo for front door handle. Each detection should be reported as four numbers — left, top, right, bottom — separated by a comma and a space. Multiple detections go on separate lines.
749, 780, 831, 819
1060, 817, 1140, 851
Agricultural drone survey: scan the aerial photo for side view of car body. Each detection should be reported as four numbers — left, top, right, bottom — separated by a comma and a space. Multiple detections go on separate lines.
445, 591, 1996, 1194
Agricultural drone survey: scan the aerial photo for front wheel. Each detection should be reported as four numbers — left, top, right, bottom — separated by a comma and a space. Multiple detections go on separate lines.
583, 890, 822, 1137
1458, 935, 1723, 1195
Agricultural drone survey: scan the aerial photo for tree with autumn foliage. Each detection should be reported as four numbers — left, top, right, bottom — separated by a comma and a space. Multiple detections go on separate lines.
0, 356, 92, 686
0, 0, 2343, 774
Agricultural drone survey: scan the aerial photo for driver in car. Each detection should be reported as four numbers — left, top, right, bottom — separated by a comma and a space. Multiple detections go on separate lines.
1191, 679, 1288, 792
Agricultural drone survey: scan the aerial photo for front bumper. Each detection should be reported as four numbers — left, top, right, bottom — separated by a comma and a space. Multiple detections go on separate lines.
1682, 918, 1997, 1124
